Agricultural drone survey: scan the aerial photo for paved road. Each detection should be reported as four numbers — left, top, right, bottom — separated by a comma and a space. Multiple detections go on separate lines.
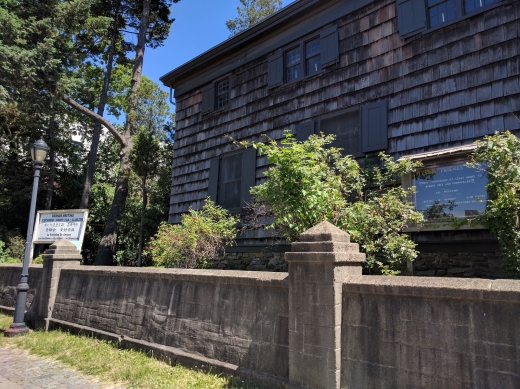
0, 347, 124, 389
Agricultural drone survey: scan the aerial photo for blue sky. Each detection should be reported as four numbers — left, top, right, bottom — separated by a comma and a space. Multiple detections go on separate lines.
142, 0, 293, 104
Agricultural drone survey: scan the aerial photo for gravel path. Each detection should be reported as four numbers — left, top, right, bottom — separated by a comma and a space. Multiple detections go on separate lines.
0, 347, 124, 389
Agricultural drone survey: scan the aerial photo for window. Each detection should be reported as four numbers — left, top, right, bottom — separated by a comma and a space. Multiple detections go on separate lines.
208, 148, 257, 211
216, 79, 229, 110
268, 25, 338, 88
283, 38, 322, 83
427, 0, 457, 27
285, 46, 302, 82
201, 77, 230, 114
305, 39, 321, 76
397, 0, 501, 38
296, 100, 388, 156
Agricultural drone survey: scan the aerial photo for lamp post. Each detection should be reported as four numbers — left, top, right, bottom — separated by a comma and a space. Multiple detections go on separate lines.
4, 138, 49, 337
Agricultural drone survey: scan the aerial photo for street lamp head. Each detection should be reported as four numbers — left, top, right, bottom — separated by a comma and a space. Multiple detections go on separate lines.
30, 138, 50, 164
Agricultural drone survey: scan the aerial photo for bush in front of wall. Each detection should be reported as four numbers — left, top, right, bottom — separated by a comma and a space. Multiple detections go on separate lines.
0, 240, 11, 263
469, 131, 520, 277
146, 199, 238, 269
241, 131, 423, 275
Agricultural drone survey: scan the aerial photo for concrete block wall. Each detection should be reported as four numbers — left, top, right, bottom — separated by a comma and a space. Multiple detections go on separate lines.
1, 228, 520, 388
0, 265, 42, 314
341, 276, 520, 388
51, 267, 289, 380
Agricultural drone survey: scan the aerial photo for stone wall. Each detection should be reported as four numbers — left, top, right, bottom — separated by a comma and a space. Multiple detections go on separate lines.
341, 276, 520, 389
1, 226, 519, 389
0, 265, 42, 314
51, 267, 289, 382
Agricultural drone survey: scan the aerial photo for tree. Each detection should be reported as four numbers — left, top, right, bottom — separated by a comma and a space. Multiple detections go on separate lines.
77, 0, 176, 210
130, 130, 160, 266
242, 132, 423, 275
0, 0, 108, 241
79, 75, 174, 266
226, 0, 282, 36
61, 0, 179, 265
469, 131, 520, 277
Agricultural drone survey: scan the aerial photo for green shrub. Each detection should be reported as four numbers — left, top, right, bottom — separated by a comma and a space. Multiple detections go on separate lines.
0, 240, 10, 263
242, 131, 423, 275
7, 231, 25, 261
146, 199, 238, 268
469, 131, 520, 277
338, 154, 423, 275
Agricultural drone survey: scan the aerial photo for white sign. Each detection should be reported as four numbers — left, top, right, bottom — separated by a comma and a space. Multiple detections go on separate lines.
33, 209, 89, 250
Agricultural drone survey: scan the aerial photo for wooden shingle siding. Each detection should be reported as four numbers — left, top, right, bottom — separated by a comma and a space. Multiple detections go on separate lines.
167, 0, 520, 234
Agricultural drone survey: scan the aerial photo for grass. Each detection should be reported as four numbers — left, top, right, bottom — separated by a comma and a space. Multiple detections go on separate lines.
0, 313, 246, 389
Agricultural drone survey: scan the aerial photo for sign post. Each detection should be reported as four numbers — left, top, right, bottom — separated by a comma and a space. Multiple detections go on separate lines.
33, 209, 89, 254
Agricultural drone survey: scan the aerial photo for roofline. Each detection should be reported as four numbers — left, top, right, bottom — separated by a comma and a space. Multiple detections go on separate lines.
160, 0, 330, 88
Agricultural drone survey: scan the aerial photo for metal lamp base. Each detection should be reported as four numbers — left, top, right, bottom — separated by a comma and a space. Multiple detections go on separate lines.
4, 322, 29, 337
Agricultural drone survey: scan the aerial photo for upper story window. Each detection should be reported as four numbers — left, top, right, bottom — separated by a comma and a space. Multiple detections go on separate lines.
201, 77, 231, 114
397, 0, 501, 39
216, 79, 229, 110
284, 38, 322, 83
305, 39, 321, 76
285, 47, 302, 82
427, 0, 457, 27
464, 0, 495, 12
267, 25, 337, 88
427, 0, 496, 27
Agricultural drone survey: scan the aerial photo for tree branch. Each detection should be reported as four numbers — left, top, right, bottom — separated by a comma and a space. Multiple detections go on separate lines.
61, 94, 126, 146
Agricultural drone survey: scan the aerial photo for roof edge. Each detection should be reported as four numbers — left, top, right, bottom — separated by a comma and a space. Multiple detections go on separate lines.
160, 0, 326, 87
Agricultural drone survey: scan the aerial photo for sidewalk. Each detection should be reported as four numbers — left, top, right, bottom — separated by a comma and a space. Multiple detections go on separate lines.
0, 347, 124, 389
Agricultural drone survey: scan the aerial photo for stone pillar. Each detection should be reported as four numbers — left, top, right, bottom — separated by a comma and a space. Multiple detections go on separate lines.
286, 221, 365, 389
32, 239, 81, 330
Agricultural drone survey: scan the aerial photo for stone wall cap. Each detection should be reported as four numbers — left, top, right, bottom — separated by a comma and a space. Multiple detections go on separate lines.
298, 221, 350, 243
343, 276, 520, 303
49, 238, 77, 250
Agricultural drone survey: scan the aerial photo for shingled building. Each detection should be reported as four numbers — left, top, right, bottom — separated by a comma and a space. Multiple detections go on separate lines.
161, 0, 520, 276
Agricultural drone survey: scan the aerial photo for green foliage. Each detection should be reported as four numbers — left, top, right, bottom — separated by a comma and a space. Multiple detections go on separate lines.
0, 240, 10, 263
468, 131, 520, 277
338, 154, 423, 275
146, 199, 238, 269
245, 132, 423, 275
247, 131, 364, 241
130, 129, 160, 179
6, 231, 25, 261
226, 0, 282, 36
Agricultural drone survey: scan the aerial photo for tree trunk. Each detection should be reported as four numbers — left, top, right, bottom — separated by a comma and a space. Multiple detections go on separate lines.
44, 119, 56, 210
94, 0, 151, 265
137, 175, 148, 267
80, 35, 116, 209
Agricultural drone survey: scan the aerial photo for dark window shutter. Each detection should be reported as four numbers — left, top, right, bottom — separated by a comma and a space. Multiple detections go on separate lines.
208, 156, 220, 202
361, 100, 388, 153
296, 120, 315, 141
201, 83, 215, 113
396, 0, 427, 39
240, 148, 257, 206
320, 25, 338, 67
268, 50, 283, 88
